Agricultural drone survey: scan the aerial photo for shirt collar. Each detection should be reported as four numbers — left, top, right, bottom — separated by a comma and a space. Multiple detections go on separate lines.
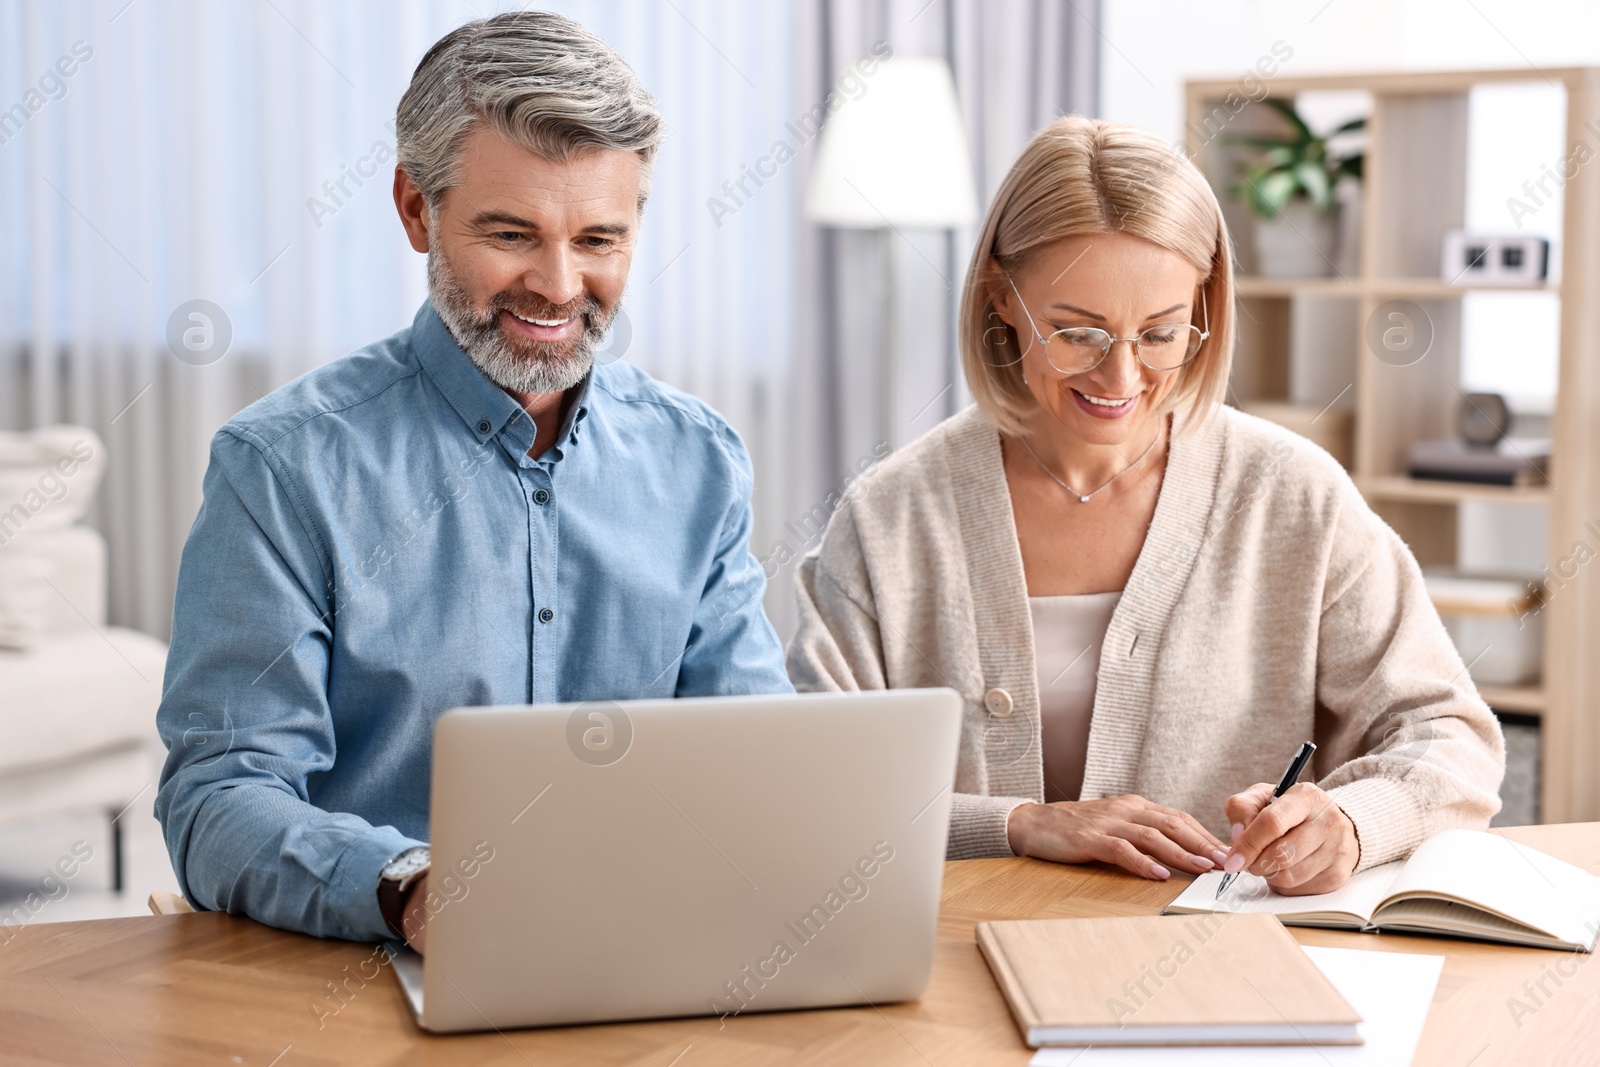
411, 300, 593, 460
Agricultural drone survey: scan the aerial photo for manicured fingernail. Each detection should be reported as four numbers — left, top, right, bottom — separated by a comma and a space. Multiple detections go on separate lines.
1211, 849, 1229, 866
1223, 853, 1246, 874
1150, 864, 1171, 879
1230, 823, 1244, 843
1190, 855, 1214, 870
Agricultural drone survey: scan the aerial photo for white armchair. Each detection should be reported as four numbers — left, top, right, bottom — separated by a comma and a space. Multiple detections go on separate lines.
0, 426, 167, 892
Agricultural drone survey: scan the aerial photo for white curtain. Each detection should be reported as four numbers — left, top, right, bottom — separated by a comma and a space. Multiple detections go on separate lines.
775, 0, 1099, 636
0, 0, 798, 639
0, 0, 1095, 645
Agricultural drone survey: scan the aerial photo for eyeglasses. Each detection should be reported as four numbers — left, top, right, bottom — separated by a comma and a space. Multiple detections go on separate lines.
1004, 274, 1210, 376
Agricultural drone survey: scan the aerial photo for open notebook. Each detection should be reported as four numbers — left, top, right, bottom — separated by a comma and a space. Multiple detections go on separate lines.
1165, 829, 1600, 951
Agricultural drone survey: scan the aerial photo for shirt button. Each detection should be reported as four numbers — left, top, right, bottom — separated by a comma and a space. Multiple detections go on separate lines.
532, 488, 550, 506
476, 419, 491, 434
538, 607, 555, 624
983, 688, 1013, 717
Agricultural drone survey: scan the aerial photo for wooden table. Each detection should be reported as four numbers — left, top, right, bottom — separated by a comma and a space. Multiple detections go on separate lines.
2, 823, 1597, 1065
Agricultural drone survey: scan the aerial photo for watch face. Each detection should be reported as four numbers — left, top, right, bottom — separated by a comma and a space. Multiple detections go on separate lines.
384, 848, 430, 880
1459, 392, 1510, 446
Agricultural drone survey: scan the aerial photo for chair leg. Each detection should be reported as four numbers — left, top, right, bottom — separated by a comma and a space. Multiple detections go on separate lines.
108, 810, 124, 893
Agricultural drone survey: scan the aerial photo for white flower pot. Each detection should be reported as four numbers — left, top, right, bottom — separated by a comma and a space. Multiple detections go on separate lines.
1252, 198, 1339, 278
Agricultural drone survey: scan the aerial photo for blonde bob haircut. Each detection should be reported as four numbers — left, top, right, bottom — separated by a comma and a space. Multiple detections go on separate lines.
960, 116, 1235, 438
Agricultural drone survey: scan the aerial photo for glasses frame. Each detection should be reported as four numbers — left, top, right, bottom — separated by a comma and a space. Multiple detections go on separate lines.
1003, 273, 1210, 376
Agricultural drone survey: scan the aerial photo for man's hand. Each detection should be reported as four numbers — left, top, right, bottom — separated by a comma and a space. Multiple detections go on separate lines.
1222, 782, 1360, 895
1006, 795, 1228, 879
399, 874, 429, 955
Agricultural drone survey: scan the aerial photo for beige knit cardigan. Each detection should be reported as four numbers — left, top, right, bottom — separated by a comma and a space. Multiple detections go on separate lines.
786, 404, 1505, 870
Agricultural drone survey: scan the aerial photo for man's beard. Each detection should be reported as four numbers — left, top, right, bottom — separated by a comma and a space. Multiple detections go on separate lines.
427, 245, 617, 396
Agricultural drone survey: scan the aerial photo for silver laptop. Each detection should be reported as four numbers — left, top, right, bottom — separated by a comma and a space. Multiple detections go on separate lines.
391, 688, 961, 1033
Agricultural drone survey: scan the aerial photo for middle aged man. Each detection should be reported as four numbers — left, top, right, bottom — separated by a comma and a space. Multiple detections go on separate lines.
155, 11, 792, 951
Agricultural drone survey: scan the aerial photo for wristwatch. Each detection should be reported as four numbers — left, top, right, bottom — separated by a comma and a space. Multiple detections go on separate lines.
378, 846, 430, 938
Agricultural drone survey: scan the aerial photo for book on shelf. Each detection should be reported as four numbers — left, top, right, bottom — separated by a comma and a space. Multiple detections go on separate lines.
975, 913, 1362, 1047
1408, 437, 1551, 487
1165, 829, 1600, 952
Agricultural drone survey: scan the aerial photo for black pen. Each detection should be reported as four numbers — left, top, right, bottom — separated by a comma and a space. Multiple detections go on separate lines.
1216, 740, 1317, 898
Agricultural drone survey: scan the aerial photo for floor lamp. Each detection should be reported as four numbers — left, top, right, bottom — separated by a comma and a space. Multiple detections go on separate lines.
804, 58, 977, 448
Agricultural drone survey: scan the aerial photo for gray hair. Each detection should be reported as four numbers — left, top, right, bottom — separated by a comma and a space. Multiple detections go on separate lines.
396, 11, 664, 210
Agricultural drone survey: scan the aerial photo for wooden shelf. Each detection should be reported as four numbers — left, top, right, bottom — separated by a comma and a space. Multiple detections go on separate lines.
1235, 277, 1362, 297
1191, 65, 1600, 823
1428, 593, 1539, 620
1234, 276, 1559, 299
1368, 278, 1560, 299
1360, 475, 1553, 507
1185, 66, 1596, 99
1477, 683, 1546, 716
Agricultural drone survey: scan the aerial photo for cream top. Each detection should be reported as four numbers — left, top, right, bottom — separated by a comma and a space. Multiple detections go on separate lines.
1029, 592, 1121, 804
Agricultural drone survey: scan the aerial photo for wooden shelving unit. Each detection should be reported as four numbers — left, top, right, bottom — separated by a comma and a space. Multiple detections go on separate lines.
1186, 67, 1600, 824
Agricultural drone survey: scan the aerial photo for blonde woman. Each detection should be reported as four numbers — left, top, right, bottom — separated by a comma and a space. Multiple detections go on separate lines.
787, 117, 1504, 895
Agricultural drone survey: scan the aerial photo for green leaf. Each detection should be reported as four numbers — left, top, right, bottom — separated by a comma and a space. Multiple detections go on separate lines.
1245, 181, 1273, 217
1238, 169, 1272, 216
1228, 135, 1301, 150
1295, 161, 1332, 212
1262, 97, 1314, 145
1228, 98, 1367, 216
1257, 170, 1298, 216
1261, 145, 1296, 170
1334, 153, 1365, 182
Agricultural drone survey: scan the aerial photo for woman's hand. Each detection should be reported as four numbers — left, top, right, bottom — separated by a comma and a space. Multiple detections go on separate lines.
1222, 782, 1360, 895
1006, 795, 1229, 879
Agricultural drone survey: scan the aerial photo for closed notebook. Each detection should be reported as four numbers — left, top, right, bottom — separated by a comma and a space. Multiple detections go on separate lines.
1164, 829, 1600, 952
975, 913, 1361, 1047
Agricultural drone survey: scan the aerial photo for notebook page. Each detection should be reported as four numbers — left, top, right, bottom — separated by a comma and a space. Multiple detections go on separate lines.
1372, 896, 1560, 945
1378, 829, 1600, 948
1165, 863, 1402, 924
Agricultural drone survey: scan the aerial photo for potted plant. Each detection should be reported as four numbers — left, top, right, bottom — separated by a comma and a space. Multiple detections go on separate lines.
1230, 99, 1365, 278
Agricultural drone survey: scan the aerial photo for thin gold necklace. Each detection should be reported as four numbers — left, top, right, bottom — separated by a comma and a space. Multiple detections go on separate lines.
1017, 428, 1161, 503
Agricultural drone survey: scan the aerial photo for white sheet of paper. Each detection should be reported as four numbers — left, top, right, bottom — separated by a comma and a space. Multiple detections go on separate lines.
1028, 945, 1444, 1067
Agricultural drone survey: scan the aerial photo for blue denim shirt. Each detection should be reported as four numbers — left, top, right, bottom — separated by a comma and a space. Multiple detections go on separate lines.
154, 302, 792, 941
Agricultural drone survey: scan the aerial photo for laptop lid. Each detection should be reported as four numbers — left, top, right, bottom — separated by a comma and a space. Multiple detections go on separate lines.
412, 688, 961, 1033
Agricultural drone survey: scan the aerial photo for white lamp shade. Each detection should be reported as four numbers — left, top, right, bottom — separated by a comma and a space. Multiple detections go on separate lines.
805, 57, 978, 229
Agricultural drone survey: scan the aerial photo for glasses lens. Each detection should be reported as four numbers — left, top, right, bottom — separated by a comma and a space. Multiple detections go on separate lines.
1045, 328, 1110, 374
1138, 325, 1202, 370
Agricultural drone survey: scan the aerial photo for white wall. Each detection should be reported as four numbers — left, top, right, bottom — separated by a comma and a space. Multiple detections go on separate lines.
1100, 0, 1600, 139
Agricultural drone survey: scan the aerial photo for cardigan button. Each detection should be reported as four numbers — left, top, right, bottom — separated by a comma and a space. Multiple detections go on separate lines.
983, 688, 1014, 717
